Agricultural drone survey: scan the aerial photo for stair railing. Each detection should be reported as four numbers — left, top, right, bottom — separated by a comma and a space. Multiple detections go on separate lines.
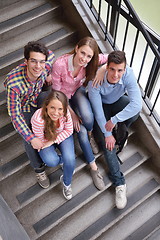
84, 0, 160, 126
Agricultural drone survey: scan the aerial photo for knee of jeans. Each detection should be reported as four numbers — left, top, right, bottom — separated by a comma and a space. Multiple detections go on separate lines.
78, 126, 88, 141
105, 147, 116, 156
40, 154, 59, 167
82, 116, 94, 130
64, 155, 75, 167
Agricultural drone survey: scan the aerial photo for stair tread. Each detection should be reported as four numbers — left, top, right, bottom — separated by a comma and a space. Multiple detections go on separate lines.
17, 170, 159, 240
124, 211, 160, 240
0, 2, 59, 35
0, 0, 49, 23
11, 151, 151, 238
0, 19, 73, 59
73, 178, 160, 240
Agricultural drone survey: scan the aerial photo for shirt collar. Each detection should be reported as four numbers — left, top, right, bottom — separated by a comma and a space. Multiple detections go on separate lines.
68, 54, 74, 72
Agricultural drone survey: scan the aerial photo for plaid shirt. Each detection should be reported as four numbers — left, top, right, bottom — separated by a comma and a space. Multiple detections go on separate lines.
4, 50, 55, 143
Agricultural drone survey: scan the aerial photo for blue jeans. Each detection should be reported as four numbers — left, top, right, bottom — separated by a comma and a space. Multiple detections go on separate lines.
70, 86, 95, 164
39, 135, 75, 186
100, 95, 140, 186
23, 90, 51, 170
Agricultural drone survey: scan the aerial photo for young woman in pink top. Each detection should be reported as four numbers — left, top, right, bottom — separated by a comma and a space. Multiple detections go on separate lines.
31, 90, 75, 200
51, 37, 108, 191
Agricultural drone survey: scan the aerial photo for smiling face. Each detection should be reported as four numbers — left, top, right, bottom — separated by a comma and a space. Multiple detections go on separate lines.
25, 51, 46, 81
73, 45, 94, 67
46, 98, 64, 122
106, 62, 126, 84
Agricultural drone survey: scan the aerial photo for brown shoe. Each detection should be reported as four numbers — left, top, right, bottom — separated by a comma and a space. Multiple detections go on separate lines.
36, 171, 50, 189
89, 132, 99, 154
90, 168, 105, 190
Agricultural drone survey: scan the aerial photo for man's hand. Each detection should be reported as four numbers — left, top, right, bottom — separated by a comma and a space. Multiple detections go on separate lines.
45, 74, 52, 86
105, 135, 116, 151
105, 120, 115, 132
30, 138, 44, 151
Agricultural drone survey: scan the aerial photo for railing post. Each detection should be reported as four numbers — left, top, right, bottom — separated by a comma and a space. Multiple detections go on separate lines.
145, 43, 160, 99
110, 1, 119, 34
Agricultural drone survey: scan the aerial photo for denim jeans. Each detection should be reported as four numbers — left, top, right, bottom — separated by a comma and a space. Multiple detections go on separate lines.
39, 135, 76, 186
23, 90, 51, 170
100, 95, 140, 186
70, 86, 95, 164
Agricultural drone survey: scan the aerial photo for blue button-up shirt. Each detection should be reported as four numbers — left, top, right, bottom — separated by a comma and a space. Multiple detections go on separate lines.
88, 65, 142, 137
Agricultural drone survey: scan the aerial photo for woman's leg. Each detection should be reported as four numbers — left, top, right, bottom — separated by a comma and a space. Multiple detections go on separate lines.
77, 125, 105, 190
39, 145, 62, 167
71, 86, 99, 154
58, 135, 75, 186
71, 86, 94, 131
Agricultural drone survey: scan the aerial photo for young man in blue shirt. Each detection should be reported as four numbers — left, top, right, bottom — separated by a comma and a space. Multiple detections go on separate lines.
88, 50, 142, 209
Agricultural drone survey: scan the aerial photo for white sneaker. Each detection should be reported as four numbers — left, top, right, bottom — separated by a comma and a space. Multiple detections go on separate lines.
115, 184, 127, 209
60, 175, 72, 200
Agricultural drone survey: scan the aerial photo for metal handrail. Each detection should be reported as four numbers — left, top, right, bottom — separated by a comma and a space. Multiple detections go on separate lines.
84, 0, 160, 126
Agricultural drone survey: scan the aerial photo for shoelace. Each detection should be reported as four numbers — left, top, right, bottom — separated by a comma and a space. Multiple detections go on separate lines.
38, 172, 47, 181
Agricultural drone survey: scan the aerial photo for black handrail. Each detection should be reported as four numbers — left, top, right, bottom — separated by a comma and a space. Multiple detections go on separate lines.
84, 0, 160, 126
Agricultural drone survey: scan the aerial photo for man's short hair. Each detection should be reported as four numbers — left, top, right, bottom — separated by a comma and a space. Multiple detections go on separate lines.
24, 41, 49, 60
108, 50, 126, 67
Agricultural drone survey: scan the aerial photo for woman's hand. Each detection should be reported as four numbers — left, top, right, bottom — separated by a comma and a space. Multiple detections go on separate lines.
71, 111, 82, 132
30, 137, 44, 151
68, 106, 82, 132
92, 64, 107, 87
41, 140, 54, 150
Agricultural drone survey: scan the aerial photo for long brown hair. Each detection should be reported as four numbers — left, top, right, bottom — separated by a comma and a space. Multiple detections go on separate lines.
41, 90, 68, 141
68, 36, 99, 86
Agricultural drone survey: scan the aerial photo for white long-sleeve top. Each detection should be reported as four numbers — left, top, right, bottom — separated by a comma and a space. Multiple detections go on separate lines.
31, 108, 73, 144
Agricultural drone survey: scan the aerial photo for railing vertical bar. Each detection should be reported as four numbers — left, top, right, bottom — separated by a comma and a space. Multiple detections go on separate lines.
113, 0, 122, 48
150, 89, 160, 115
105, 0, 110, 36
122, 18, 129, 51
137, 43, 149, 83
130, 29, 139, 67
144, 59, 158, 98
98, 0, 102, 22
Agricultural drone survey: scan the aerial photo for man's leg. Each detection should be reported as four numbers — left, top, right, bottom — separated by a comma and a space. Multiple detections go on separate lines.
23, 107, 50, 188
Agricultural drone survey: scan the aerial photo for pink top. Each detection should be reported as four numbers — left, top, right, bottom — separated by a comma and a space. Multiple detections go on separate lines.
51, 53, 108, 99
31, 108, 73, 144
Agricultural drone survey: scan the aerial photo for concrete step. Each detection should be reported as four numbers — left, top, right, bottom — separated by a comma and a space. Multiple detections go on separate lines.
123, 211, 160, 240
0, 0, 21, 9
22, 163, 159, 240
0, 18, 74, 59
72, 178, 160, 240
0, 2, 62, 43
145, 227, 160, 240
13, 150, 151, 239
0, 134, 25, 171
0, 26, 77, 76
0, 0, 49, 22
0, 194, 30, 240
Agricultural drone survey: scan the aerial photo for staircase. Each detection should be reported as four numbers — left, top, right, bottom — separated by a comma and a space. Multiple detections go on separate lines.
0, 0, 160, 239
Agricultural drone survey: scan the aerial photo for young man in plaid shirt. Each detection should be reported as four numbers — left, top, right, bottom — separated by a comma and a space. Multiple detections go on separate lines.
4, 41, 55, 188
